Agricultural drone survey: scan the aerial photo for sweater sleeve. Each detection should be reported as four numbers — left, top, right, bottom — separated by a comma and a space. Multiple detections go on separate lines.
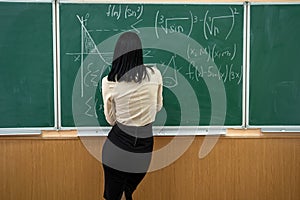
156, 69, 163, 112
102, 77, 116, 126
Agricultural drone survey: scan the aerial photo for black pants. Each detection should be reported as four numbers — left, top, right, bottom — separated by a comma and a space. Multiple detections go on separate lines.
102, 123, 153, 200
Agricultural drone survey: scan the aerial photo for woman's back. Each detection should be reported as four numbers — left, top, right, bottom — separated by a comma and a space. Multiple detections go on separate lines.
102, 66, 162, 127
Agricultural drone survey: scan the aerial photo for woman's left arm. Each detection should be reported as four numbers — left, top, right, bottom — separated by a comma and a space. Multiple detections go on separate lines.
156, 70, 163, 112
102, 77, 116, 126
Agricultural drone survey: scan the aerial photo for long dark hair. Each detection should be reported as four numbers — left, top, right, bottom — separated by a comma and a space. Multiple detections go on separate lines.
108, 32, 151, 83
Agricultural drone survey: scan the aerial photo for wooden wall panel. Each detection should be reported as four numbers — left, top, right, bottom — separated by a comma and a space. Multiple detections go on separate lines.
1, 1, 300, 200
0, 139, 102, 200
136, 137, 300, 200
0, 137, 299, 200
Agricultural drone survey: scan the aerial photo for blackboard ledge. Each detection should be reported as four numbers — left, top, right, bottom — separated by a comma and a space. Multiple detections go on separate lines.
42, 130, 77, 138
246, 126, 300, 133
226, 128, 261, 137
261, 127, 300, 133
2, 128, 300, 139
0, 128, 46, 136
60, 126, 228, 136
58, 0, 244, 5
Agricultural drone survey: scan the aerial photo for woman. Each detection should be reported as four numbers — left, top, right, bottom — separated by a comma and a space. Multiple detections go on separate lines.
101, 32, 163, 200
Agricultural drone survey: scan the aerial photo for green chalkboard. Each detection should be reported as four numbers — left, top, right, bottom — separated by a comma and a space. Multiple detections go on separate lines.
0, 2, 54, 128
250, 5, 300, 126
60, 3, 244, 127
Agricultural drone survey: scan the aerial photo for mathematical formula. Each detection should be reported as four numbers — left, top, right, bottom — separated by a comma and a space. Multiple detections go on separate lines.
155, 7, 239, 40
86, 5, 240, 40
187, 43, 237, 61
64, 4, 243, 118
186, 62, 243, 84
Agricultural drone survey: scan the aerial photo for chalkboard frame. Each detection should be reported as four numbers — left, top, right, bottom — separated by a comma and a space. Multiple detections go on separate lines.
247, 2, 300, 132
0, 0, 57, 134
57, 1, 246, 135
0, 0, 52, 2
1, 1, 300, 134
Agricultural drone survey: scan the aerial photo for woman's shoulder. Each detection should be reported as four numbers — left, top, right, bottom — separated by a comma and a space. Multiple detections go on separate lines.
146, 65, 161, 76
102, 76, 116, 88
145, 65, 162, 84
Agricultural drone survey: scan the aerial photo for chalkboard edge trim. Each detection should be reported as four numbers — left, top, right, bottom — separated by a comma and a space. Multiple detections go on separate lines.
0, 0, 52, 3
58, 0, 244, 5
53, 0, 59, 129
250, 2, 300, 5
59, 126, 247, 136
248, 126, 300, 133
0, 127, 56, 136
243, 1, 249, 128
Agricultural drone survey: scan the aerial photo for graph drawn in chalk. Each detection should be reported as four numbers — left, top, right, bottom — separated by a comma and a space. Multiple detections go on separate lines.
76, 15, 111, 65
66, 52, 113, 64
65, 14, 112, 97
95, 18, 143, 34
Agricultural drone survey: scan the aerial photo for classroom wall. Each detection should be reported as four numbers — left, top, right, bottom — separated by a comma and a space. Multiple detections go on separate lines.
1, 0, 300, 200
0, 135, 299, 200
